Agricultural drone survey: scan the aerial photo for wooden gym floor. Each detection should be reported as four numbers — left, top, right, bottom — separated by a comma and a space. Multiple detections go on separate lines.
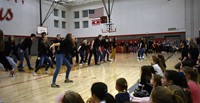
0, 53, 178, 103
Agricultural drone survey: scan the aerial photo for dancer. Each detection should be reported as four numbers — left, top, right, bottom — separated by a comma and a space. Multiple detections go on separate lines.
138, 37, 145, 60
111, 37, 117, 61
18, 33, 36, 72
50, 33, 75, 88
33, 35, 52, 75
0, 29, 15, 76
88, 35, 103, 65
4, 36, 18, 73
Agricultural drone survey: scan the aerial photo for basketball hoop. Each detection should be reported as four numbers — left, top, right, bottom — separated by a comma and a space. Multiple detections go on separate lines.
101, 23, 116, 33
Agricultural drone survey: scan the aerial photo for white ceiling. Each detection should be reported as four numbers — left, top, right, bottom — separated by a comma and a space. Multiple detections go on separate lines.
46, 0, 102, 6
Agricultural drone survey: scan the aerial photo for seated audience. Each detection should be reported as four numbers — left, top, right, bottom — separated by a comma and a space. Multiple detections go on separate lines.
150, 86, 184, 103
151, 55, 164, 76
56, 90, 84, 103
115, 78, 130, 103
87, 82, 115, 103
183, 66, 200, 103
138, 65, 155, 96
157, 54, 166, 70
150, 74, 162, 88
161, 70, 192, 103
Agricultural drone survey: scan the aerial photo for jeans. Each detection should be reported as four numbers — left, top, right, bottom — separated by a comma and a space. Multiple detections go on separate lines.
138, 48, 144, 59
18, 49, 31, 69
88, 49, 98, 65
129, 46, 133, 53
52, 54, 72, 84
98, 50, 103, 62
0, 52, 12, 70
6, 57, 16, 69
79, 50, 85, 63
133, 46, 138, 53
103, 48, 110, 60
10, 54, 18, 63
35, 55, 52, 72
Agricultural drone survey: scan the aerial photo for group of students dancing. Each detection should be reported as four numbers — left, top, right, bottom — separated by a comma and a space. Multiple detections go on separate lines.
0, 29, 118, 88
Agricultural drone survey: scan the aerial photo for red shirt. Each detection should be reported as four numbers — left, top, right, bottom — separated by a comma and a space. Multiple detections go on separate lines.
188, 81, 200, 103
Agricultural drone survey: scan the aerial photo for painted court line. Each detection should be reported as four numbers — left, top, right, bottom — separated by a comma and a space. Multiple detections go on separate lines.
0, 75, 54, 88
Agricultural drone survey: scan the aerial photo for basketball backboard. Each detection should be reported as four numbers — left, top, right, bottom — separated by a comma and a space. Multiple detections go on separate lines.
37, 26, 48, 34
101, 23, 116, 33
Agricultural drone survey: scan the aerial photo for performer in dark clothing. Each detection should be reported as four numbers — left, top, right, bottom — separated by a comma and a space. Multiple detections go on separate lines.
51, 34, 62, 64
129, 41, 133, 53
18, 33, 36, 72
33, 35, 52, 75
125, 41, 129, 53
103, 35, 111, 61
188, 40, 199, 66
174, 40, 189, 70
37, 32, 47, 52
50, 33, 75, 88
138, 37, 145, 60
133, 41, 138, 54
84, 41, 91, 63
4, 36, 19, 73
88, 35, 103, 65
53, 34, 62, 52
111, 37, 117, 61
35, 32, 47, 68
4, 36, 19, 63
0, 29, 15, 76
79, 39, 87, 64
120, 41, 125, 53
72, 38, 79, 64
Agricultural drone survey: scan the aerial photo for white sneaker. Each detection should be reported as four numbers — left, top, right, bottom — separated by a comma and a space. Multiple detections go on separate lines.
33, 72, 38, 76
45, 71, 49, 74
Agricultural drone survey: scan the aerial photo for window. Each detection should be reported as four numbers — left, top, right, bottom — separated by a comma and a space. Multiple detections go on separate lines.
74, 11, 79, 18
74, 22, 80, 29
62, 21, 66, 28
83, 21, 89, 28
54, 9, 59, 16
61, 10, 66, 18
82, 10, 88, 17
54, 20, 59, 28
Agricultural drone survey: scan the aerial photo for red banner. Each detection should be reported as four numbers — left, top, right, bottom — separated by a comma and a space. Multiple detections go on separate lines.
92, 19, 101, 26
